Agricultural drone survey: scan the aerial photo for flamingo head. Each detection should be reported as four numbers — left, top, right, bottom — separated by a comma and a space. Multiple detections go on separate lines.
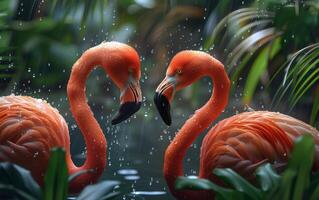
103, 42, 142, 125
154, 50, 217, 125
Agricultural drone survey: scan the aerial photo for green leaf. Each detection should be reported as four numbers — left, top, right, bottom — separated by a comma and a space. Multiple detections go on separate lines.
213, 168, 262, 199
309, 170, 319, 200
204, 8, 258, 49
49, 0, 58, 14
256, 163, 280, 192
175, 176, 223, 191
270, 43, 319, 110
242, 45, 269, 104
309, 170, 319, 191
290, 62, 319, 109
68, 169, 94, 183
242, 39, 283, 104
269, 37, 282, 59
227, 28, 279, 73
274, 169, 296, 200
289, 135, 315, 200
310, 89, 319, 126
81, 0, 94, 27
175, 176, 241, 200
77, 180, 120, 200
310, 183, 319, 200
43, 148, 68, 200
0, 162, 41, 200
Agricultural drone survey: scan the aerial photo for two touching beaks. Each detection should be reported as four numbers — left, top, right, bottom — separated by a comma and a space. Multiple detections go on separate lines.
110, 66, 171, 126
110, 43, 199, 127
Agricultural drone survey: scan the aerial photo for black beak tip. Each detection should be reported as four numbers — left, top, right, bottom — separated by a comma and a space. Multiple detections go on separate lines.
164, 117, 172, 126
111, 102, 141, 125
154, 92, 172, 126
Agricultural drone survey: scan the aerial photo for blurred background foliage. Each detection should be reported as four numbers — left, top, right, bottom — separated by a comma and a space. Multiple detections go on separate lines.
0, 0, 318, 199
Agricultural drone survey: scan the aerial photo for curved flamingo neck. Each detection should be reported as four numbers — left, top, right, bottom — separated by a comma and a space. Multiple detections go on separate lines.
66, 46, 108, 192
164, 58, 230, 197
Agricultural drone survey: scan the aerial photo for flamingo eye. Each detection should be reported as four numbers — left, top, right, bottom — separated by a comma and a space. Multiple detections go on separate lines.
177, 69, 182, 75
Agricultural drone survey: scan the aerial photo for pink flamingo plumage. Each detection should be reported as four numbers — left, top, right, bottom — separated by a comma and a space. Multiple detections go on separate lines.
154, 50, 319, 200
0, 41, 142, 192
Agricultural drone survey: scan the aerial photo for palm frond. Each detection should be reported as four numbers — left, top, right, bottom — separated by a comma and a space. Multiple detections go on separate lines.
270, 43, 319, 126
204, 7, 283, 105
311, 90, 319, 127
204, 7, 280, 82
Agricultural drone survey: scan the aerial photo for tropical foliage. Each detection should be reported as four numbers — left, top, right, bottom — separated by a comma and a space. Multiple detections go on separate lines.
175, 135, 319, 200
204, 0, 319, 126
0, 148, 122, 200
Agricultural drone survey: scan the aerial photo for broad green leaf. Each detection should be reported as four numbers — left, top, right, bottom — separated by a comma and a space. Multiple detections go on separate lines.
289, 135, 315, 200
175, 176, 223, 191
213, 168, 262, 199
310, 183, 319, 200
175, 176, 241, 200
81, 0, 94, 27
274, 169, 296, 200
256, 163, 280, 192
243, 45, 269, 104
309, 170, 319, 190
242, 38, 281, 104
49, 0, 58, 14
269, 37, 282, 59
43, 148, 68, 200
0, 162, 41, 200
77, 180, 120, 200
230, 50, 253, 93
309, 171, 319, 200
273, 135, 316, 200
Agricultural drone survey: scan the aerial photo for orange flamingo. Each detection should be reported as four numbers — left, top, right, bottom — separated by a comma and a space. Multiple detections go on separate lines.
0, 41, 142, 192
154, 50, 319, 200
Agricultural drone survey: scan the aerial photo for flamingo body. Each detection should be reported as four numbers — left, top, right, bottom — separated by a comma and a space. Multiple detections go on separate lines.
0, 42, 142, 192
154, 50, 319, 200
200, 111, 319, 182
0, 96, 70, 184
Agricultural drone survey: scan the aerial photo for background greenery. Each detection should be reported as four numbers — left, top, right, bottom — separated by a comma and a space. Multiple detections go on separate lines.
0, 0, 318, 199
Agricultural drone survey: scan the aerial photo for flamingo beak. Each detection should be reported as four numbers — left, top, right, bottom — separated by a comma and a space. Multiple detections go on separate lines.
112, 80, 142, 125
154, 76, 176, 126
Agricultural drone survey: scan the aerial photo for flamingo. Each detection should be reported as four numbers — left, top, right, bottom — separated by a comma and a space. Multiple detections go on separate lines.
153, 50, 319, 200
0, 41, 142, 192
